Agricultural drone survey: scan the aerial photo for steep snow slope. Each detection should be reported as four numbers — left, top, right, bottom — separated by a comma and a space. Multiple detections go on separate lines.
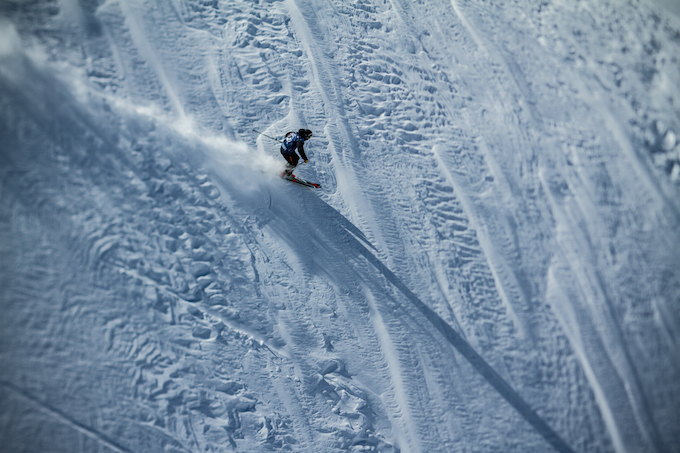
1, 1, 679, 452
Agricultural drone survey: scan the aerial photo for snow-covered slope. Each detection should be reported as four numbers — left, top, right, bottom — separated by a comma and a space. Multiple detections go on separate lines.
1, 1, 679, 452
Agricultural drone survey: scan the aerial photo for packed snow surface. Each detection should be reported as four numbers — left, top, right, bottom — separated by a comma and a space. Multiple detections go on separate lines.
1, 0, 680, 452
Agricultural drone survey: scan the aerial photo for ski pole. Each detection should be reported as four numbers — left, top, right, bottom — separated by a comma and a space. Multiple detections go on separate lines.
253, 128, 282, 143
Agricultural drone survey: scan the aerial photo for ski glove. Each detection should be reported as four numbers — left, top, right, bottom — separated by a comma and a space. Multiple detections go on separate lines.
304, 159, 309, 163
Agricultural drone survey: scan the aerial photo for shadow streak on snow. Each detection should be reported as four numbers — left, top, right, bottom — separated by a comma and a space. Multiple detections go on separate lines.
240, 183, 576, 453
351, 231, 575, 453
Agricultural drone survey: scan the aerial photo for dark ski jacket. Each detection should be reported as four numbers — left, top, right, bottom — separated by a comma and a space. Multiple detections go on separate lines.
280, 131, 308, 161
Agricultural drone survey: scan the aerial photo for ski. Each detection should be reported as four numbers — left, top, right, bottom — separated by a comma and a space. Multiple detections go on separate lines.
282, 174, 321, 189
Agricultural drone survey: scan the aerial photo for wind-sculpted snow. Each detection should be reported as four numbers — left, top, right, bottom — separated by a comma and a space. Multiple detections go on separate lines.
1, 1, 680, 452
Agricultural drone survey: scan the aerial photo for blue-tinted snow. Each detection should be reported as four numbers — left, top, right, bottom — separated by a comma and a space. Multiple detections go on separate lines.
1, 1, 679, 452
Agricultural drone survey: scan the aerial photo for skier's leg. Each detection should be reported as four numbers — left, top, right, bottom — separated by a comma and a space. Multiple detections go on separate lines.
281, 150, 295, 176
283, 163, 295, 176
283, 153, 299, 176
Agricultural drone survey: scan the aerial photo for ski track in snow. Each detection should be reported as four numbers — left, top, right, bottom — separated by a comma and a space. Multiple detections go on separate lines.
1, 0, 680, 452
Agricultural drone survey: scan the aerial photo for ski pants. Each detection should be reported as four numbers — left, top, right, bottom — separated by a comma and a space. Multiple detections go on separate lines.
281, 149, 299, 168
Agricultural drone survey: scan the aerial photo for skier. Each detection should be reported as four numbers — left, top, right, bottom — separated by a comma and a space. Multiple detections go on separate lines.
280, 128, 313, 177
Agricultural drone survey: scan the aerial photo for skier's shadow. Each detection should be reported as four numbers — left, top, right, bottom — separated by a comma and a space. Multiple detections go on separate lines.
231, 179, 575, 453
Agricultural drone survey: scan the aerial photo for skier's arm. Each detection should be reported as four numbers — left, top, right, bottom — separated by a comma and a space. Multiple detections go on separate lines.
297, 141, 308, 162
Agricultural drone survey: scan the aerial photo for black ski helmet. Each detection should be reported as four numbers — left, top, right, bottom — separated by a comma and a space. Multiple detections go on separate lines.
298, 129, 313, 140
